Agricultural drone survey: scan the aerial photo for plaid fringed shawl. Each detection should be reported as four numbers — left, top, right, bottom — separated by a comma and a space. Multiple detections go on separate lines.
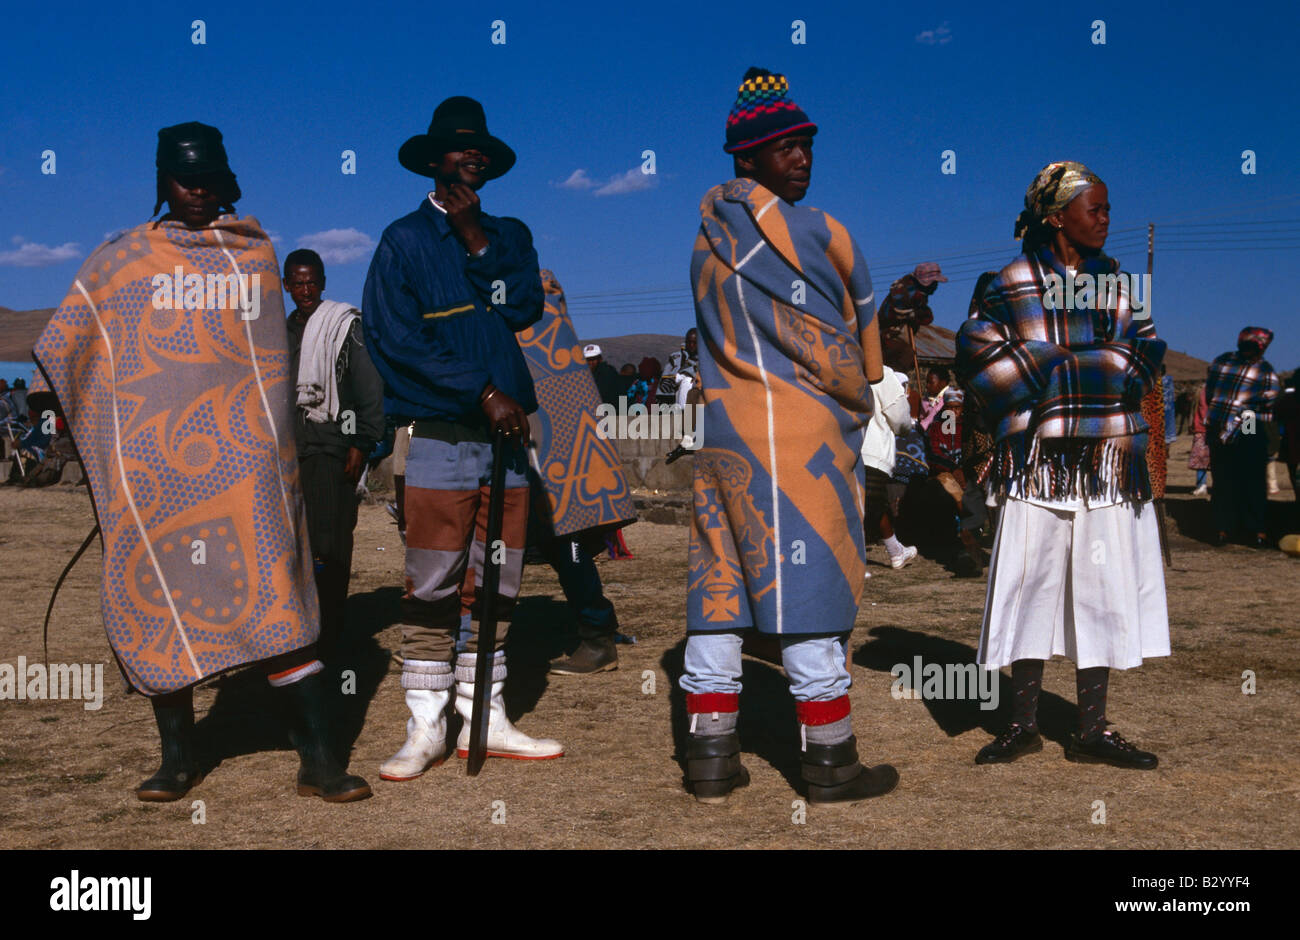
955, 247, 1165, 501
1204, 351, 1281, 443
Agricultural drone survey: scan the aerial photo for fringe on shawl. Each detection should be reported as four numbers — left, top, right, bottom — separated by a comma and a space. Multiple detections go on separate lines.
980, 432, 1152, 503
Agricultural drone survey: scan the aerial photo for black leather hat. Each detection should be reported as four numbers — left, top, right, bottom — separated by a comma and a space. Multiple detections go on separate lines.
398, 97, 516, 180
155, 121, 241, 211
157, 122, 237, 177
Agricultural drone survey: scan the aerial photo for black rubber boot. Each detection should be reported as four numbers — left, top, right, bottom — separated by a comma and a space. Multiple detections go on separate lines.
801, 735, 899, 805
136, 688, 204, 802
279, 672, 372, 803
685, 732, 750, 804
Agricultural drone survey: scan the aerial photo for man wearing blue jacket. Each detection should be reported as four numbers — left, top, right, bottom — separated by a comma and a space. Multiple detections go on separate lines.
363, 97, 563, 780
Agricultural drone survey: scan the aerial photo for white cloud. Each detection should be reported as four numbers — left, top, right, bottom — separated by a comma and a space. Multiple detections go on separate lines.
0, 237, 82, 267
554, 166, 658, 196
916, 21, 952, 45
595, 168, 658, 196
295, 227, 374, 264
558, 168, 598, 190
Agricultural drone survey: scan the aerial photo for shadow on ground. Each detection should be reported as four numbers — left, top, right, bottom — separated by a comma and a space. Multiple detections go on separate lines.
193, 586, 399, 773
855, 626, 1078, 746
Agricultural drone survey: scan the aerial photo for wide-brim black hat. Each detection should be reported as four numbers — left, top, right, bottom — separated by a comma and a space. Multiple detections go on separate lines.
398, 96, 516, 180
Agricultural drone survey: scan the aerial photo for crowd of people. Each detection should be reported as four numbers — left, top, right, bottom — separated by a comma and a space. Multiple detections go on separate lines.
581, 327, 700, 411
15, 68, 1297, 816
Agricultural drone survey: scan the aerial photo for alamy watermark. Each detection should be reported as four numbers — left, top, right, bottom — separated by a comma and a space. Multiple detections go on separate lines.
0, 656, 104, 710
1043, 271, 1150, 318
890, 656, 999, 711
595, 400, 703, 448
50, 870, 150, 920
151, 267, 261, 320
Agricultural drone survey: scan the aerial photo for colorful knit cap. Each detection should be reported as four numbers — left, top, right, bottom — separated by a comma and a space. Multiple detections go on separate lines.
1014, 161, 1103, 240
724, 67, 817, 154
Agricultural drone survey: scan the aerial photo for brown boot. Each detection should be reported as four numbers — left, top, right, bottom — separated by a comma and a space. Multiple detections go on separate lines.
549, 636, 618, 675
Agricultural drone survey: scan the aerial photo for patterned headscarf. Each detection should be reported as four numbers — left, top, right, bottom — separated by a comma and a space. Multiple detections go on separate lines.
1013, 161, 1104, 240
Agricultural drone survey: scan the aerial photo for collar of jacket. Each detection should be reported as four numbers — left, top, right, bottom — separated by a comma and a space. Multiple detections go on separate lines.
418, 196, 500, 242
1036, 245, 1118, 280
419, 197, 457, 240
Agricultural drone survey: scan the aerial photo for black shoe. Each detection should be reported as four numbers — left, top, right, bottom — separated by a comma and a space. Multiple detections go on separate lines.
1065, 729, 1158, 770
801, 735, 898, 805
685, 732, 750, 804
549, 636, 618, 675
136, 689, 205, 802
975, 723, 1043, 765
278, 672, 372, 802
954, 550, 982, 578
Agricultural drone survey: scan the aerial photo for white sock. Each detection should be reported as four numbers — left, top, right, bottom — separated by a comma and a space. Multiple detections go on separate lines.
883, 535, 904, 556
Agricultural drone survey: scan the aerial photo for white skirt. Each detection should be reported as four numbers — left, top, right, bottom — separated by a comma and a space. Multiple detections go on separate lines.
978, 497, 1171, 670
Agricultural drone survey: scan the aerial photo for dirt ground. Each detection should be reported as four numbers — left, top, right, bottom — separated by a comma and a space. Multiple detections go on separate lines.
1, 438, 1297, 850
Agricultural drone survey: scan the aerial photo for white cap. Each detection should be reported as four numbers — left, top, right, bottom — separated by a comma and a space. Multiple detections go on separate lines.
583, 344, 602, 358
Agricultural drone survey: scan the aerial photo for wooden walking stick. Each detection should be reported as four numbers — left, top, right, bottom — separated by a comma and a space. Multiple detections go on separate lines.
466, 428, 509, 776
906, 324, 923, 392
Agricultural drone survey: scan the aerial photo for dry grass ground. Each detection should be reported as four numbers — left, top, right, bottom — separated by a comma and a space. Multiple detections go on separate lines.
1, 438, 1296, 849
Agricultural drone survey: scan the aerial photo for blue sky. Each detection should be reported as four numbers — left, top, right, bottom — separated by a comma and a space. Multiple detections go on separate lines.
2, 0, 1298, 369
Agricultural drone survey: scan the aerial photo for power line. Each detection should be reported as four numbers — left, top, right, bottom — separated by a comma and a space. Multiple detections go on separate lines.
561, 214, 1300, 317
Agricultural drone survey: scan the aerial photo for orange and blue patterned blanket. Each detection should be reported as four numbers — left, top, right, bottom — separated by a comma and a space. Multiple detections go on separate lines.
687, 179, 882, 636
33, 217, 319, 694
517, 269, 635, 539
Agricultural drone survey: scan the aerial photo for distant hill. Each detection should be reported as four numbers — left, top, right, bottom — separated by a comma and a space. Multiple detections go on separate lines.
585, 334, 683, 368
0, 310, 1211, 383
1, 306, 56, 361
911, 323, 1209, 383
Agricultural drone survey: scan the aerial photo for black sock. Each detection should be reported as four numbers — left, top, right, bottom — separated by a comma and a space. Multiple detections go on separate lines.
1076, 666, 1109, 741
1010, 659, 1043, 732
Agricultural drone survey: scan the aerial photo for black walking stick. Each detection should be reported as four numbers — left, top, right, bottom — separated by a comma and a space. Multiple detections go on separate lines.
467, 428, 508, 776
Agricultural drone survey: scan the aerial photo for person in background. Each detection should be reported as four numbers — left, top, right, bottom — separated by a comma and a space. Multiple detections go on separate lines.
618, 362, 637, 400
584, 343, 623, 407
860, 364, 918, 573
1188, 383, 1211, 496
517, 270, 638, 675
927, 387, 983, 577
877, 262, 946, 372
9, 379, 28, 420
919, 365, 950, 431
657, 328, 700, 408
634, 356, 662, 406
1204, 326, 1282, 547
0, 380, 16, 426
1160, 365, 1177, 447
284, 247, 385, 656
1277, 369, 1300, 500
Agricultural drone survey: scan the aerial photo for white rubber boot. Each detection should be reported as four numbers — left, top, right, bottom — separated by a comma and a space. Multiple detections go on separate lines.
379, 688, 450, 781
454, 654, 563, 760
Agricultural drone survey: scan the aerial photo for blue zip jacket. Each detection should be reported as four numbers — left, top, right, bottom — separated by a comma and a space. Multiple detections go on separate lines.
362, 197, 543, 423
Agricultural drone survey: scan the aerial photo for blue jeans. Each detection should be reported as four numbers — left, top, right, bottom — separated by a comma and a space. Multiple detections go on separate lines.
680, 632, 850, 702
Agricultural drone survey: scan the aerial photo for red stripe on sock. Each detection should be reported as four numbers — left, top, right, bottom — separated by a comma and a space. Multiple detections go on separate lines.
687, 693, 739, 714
796, 696, 850, 726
